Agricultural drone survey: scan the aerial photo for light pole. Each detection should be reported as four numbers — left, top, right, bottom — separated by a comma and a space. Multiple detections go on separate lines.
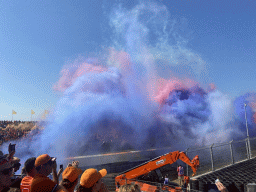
244, 103, 252, 159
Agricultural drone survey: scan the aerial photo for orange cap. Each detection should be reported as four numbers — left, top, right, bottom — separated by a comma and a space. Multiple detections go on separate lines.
80, 168, 107, 188
35, 154, 52, 167
62, 166, 83, 183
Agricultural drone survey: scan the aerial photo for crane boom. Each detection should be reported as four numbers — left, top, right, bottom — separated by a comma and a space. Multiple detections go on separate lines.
115, 150, 199, 192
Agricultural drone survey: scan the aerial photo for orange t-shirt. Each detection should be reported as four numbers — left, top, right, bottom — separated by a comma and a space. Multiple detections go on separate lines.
20, 176, 34, 192
30, 174, 56, 192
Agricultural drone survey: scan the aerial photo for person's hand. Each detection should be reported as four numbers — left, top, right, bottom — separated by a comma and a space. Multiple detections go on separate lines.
57, 167, 63, 178
7, 143, 15, 161
52, 159, 57, 171
67, 163, 72, 167
8, 143, 16, 154
72, 161, 79, 168
215, 182, 228, 192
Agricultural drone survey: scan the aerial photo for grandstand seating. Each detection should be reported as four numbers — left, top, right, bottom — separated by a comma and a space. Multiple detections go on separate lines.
191, 157, 256, 192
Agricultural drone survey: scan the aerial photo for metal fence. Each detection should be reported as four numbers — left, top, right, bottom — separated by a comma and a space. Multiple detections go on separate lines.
186, 136, 256, 177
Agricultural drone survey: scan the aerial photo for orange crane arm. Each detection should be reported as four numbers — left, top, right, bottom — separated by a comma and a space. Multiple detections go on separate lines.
115, 151, 199, 182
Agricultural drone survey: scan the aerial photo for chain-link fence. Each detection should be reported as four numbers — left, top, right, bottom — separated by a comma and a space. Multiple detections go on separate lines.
186, 136, 256, 177
249, 137, 256, 157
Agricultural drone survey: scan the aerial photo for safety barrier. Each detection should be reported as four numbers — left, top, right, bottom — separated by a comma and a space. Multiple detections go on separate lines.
186, 136, 256, 177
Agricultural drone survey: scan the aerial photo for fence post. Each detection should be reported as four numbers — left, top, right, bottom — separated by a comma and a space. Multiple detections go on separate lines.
248, 136, 252, 159
245, 138, 249, 160
230, 140, 234, 164
186, 148, 189, 176
210, 143, 214, 171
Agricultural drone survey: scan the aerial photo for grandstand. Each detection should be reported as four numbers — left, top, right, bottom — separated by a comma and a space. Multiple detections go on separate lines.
190, 157, 256, 191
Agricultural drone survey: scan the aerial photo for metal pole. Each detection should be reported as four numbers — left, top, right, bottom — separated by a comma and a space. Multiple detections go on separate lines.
230, 140, 234, 164
186, 148, 189, 176
210, 144, 214, 171
244, 103, 252, 159
245, 138, 249, 159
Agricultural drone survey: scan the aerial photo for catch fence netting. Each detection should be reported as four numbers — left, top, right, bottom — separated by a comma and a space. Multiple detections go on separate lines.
212, 142, 232, 171
249, 137, 256, 158
184, 136, 256, 177
232, 139, 248, 163
186, 146, 212, 176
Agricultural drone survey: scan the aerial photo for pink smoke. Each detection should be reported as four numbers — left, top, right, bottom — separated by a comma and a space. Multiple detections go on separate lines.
108, 47, 132, 75
248, 95, 256, 124
154, 77, 198, 104
53, 63, 107, 92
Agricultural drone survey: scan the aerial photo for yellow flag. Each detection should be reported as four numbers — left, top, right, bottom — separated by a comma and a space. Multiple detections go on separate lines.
44, 110, 49, 115
12, 110, 17, 115
31, 110, 35, 115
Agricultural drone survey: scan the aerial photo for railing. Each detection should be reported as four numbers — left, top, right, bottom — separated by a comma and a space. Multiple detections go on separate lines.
185, 136, 256, 177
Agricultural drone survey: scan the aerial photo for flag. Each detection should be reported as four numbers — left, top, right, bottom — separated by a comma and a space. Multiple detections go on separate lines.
42, 110, 49, 119
12, 110, 17, 115
44, 110, 49, 115
31, 110, 35, 115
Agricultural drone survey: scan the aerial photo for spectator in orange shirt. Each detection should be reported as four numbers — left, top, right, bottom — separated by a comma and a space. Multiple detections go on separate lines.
60, 161, 83, 192
77, 168, 109, 192
20, 157, 37, 192
30, 176, 68, 192
34, 154, 62, 185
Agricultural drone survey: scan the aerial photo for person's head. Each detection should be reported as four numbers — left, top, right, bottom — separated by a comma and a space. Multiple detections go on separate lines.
24, 157, 37, 177
62, 166, 83, 191
0, 157, 13, 190
35, 154, 56, 176
119, 184, 141, 192
77, 168, 107, 192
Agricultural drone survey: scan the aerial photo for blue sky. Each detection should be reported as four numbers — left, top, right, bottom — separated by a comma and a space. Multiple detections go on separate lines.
0, 0, 255, 121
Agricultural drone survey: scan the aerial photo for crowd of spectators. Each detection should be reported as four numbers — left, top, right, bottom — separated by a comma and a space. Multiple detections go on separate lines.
0, 121, 38, 128
0, 142, 228, 192
0, 121, 40, 145
0, 143, 113, 192
0, 121, 227, 192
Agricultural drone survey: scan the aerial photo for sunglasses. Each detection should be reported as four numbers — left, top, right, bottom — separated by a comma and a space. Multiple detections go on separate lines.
1, 166, 13, 175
